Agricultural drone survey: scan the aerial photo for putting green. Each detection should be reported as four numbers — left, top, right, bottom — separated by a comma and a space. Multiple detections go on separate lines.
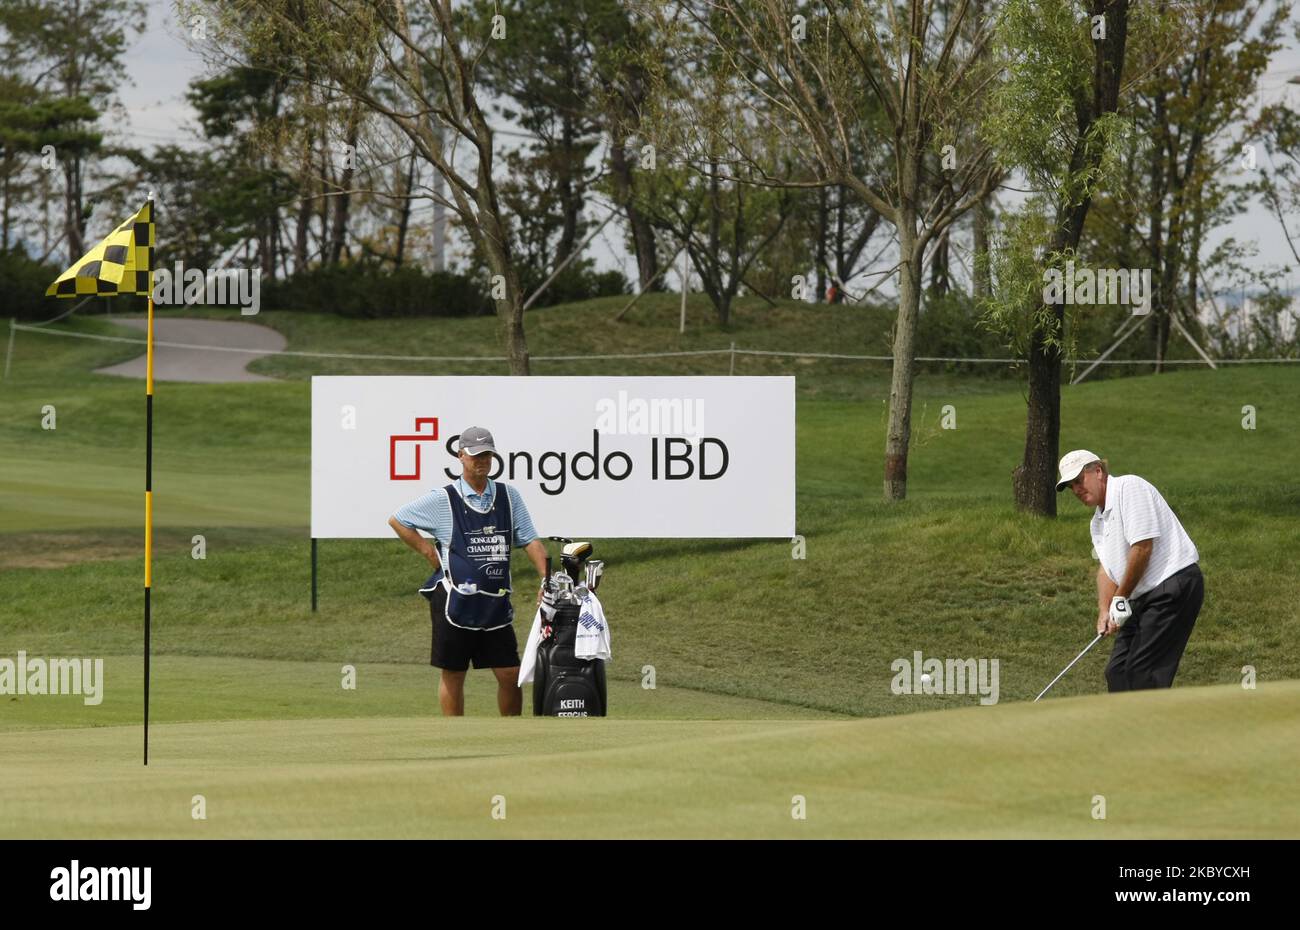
3, 680, 1295, 838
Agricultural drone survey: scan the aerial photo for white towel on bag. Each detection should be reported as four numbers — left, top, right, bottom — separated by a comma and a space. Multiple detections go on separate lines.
517, 604, 550, 687
516, 591, 611, 687
574, 591, 611, 661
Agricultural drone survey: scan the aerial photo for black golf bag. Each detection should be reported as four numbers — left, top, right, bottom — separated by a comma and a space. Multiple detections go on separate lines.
533, 538, 607, 717
533, 601, 607, 717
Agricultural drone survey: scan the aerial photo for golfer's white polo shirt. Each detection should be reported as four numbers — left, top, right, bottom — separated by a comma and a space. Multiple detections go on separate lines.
1091, 474, 1198, 598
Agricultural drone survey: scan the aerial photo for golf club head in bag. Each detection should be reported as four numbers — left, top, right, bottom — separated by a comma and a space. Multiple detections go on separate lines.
550, 570, 578, 605
560, 540, 594, 583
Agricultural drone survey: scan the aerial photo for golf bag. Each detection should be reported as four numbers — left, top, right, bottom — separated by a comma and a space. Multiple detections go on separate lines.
533, 538, 607, 717
533, 601, 607, 717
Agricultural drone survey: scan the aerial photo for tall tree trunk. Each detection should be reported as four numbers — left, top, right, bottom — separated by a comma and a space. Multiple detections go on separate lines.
628, 202, 658, 289
973, 195, 991, 299
885, 215, 922, 501
62, 154, 85, 259
467, 106, 530, 373
608, 137, 658, 289
1147, 86, 1169, 367
40, 170, 52, 258
1156, 254, 1177, 369
329, 111, 360, 266
274, 222, 290, 278
816, 186, 828, 301
432, 126, 447, 272
1185, 184, 1204, 342
294, 133, 314, 271
317, 137, 331, 263
1014, 0, 1131, 515
1015, 302, 1064, 516
708, 157, 722, 321
834, 185, 847, 301
264, 173, 278, 278
480, 207, 529, 375
929, 229, 950, 295
554, 111, 582, 266
394, 150, 415, 268
3, 165, 11, 250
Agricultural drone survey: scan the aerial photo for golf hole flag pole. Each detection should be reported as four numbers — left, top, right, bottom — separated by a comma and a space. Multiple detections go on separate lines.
46, 197, 156, 765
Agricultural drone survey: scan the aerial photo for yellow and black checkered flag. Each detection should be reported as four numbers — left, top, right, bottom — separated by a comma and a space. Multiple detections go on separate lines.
46, 200, 154, 297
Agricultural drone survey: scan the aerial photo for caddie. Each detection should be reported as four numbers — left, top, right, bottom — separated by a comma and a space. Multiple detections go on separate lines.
388, 426, 549, 716
1056, 450, 1204, 692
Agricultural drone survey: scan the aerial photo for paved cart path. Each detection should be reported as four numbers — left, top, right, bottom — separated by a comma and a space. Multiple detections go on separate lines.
94, 317, 286, 383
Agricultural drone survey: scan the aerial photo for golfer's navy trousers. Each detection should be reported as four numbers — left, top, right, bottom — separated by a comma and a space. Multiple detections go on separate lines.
1105, 562, 1204, 692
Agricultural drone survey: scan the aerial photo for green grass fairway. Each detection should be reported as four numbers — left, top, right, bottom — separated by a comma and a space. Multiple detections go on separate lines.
0, 655, 841, 732
2, 300, 1298, 838
3, 681, 1295, 838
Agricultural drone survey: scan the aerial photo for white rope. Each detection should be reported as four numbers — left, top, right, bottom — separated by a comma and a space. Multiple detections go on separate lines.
532, 349, 729, 361
10, 322, 1298, 365
735, 348, 1021, 362
26, 296, 94, 326
8, 324, 724, 362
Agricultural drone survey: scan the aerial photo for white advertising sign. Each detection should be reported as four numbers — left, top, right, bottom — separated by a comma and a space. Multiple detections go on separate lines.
311, 376, 794, 538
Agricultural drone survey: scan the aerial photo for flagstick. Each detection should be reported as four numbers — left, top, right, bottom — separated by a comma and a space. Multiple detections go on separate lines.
144, 196, 154, 767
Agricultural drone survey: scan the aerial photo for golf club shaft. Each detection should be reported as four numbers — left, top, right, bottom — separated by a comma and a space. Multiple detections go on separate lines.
1034, 633, 1104, 702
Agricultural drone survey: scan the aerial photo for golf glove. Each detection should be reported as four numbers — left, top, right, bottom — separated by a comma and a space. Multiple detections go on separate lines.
1109, 596, 1132, 628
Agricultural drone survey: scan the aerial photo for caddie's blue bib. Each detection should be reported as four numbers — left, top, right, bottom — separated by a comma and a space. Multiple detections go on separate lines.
432, 482, 514, 630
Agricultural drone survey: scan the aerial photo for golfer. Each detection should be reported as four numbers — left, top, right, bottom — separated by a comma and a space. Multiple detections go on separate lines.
388, 426, 549, 716
1057, 450, 1204, 691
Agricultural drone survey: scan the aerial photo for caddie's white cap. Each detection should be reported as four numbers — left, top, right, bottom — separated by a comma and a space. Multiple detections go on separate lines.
1055, 449, 1101, 492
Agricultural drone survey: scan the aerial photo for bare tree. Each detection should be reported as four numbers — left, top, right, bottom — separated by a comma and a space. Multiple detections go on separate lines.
190, 0, 536, 372
652, 0, 1001, 500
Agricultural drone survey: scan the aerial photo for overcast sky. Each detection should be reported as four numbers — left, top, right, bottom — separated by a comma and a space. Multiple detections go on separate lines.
118, 0, 1300, 295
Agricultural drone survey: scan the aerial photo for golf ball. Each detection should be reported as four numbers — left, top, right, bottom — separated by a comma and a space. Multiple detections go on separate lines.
920, 673, 933, 685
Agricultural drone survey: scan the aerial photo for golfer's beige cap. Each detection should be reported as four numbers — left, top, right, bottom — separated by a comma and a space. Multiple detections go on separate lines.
1055, 449, 1101, 492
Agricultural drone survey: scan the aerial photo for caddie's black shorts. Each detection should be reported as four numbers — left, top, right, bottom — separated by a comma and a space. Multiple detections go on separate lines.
1105, 562, 1203, 692
427, 583, 520, 672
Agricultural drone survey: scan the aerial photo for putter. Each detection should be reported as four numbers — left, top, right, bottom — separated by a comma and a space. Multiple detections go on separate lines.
1034, 632, 1104, 702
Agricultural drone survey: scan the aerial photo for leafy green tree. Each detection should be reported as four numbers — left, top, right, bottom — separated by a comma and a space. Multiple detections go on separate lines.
185, 64, 294, 275
0, 0, 146, 260
587, 5, 662, 291
981, 0, 1132, 515
129, 143, 272, 269
0, 77, 99, 254
470, 0, 600, 269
